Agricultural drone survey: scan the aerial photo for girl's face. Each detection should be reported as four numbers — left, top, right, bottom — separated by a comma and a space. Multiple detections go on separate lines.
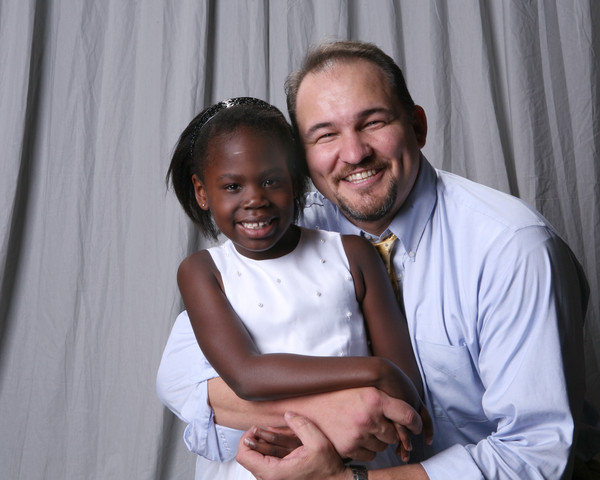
193, 126, 297, 260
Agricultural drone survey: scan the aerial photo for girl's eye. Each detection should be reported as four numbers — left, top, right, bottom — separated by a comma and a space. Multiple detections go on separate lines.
263, 178, 280, 187
224, 184, 240, 191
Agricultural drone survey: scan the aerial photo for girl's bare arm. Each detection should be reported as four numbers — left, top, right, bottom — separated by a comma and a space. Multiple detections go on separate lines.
342, 234, 424, 400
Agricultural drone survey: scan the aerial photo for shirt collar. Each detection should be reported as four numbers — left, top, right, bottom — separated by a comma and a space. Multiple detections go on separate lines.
388, 154, 437, 256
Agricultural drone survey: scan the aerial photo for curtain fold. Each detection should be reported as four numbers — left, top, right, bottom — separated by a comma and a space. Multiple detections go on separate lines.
1, 1, 598, 478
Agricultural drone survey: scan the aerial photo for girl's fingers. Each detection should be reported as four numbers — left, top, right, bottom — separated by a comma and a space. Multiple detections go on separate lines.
248, 426, 302, 458
247, 437, 296, 458
394, 424, 412, 463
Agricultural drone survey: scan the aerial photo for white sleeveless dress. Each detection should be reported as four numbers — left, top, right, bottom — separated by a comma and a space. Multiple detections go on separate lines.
194, 227, 402, 479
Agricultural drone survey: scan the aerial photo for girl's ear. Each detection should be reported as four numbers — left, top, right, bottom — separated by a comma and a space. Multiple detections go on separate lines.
192, 174, 210, 210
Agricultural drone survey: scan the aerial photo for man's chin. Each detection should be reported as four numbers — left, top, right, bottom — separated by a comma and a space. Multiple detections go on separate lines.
336, 191, 397, 223
338, 200, 394, 223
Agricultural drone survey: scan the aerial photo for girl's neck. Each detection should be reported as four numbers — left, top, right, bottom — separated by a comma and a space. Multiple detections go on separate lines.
233, 225, 301, 260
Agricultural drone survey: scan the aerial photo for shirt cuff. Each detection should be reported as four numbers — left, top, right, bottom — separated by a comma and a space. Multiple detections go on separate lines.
182, 380, 244, 462
421, 444, 484, 480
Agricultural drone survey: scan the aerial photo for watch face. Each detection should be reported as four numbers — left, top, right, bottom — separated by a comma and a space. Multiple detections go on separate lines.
350, 465, 368, 480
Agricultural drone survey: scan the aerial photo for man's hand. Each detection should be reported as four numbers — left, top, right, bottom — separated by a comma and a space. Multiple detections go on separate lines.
209, 377, 433, 462
237, 411, 350, 480
238, 413, 432, 480
290, 387, 432, 461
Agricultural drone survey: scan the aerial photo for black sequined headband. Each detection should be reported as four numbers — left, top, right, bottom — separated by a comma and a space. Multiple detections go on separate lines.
189, 97, 275, 158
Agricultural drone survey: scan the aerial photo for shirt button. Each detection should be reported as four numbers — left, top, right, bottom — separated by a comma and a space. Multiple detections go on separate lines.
408, 251, 416, 258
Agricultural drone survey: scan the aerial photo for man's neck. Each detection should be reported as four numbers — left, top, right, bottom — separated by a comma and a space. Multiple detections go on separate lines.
353, 218, 393, 237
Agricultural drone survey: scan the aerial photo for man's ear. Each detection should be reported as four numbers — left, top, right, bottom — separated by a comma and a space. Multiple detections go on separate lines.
412, 105, 428, 149
192, 174, 209, 210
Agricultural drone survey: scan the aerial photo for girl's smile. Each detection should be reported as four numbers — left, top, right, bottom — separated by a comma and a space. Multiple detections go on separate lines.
192, 126, 299, 260
239, 216, 276, 234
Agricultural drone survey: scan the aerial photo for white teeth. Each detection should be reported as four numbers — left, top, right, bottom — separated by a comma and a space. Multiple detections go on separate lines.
345, 169, 378, 183
242, 220, 270, 229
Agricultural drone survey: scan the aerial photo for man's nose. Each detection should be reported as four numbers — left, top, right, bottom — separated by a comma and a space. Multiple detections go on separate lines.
339, 132, 372, 164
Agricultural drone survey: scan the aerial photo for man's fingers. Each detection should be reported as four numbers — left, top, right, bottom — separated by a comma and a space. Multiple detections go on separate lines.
283, 411, 330, 450
347, 434, 391, 460
381, 397, 423, 435
373, 422, 400, 445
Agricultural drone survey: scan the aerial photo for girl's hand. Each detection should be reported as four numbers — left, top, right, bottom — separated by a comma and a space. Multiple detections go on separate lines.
394, 402, 433, 461
394, 423, 412, 462
246, 425, 302, 458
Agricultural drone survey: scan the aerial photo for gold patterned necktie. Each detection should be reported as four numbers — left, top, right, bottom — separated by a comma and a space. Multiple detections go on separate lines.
372, 233, 400, 301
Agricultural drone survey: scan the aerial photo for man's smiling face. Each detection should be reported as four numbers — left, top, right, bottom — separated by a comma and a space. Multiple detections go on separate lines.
295, 58, 426, 235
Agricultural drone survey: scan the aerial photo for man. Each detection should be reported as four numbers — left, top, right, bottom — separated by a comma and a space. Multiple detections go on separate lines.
157, 41, 598, 479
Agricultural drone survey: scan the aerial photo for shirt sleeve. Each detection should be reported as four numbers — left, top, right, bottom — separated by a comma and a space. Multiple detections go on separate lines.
156, 311, 242, 462
421, 226, 589, 479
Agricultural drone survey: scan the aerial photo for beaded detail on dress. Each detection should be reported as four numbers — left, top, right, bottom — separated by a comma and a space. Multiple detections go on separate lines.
206, 227, 369, 357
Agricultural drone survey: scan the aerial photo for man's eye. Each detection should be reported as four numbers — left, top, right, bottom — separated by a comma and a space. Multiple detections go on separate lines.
364, 120, 384, 129
316, 132, 336, 143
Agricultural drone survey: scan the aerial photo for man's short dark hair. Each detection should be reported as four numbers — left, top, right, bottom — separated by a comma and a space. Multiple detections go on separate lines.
285, 40, 416, 134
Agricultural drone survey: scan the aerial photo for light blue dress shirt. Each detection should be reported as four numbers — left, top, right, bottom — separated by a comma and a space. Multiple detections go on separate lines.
157, 157, 596, 479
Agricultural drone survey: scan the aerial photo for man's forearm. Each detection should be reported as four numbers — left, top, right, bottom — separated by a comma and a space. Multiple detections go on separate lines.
208, 376, 358, 430
208, 377, 288, 429
208, 377, 349, 430
369, 464, 429, 480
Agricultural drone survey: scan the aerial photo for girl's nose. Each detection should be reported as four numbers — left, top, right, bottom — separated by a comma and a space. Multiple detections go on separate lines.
242, 186, 269, 208
339, 132, 373, 165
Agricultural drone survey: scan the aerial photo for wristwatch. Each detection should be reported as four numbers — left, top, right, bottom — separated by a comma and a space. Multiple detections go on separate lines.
349, 464, 368, 480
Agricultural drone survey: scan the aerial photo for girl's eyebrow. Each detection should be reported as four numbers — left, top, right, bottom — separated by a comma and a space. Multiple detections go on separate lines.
260, 166, 287, 176
215, 166, 287, 182
215, 172, 242, 182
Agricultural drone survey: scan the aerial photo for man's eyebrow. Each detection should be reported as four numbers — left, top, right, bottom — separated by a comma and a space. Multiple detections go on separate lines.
357, 107, 392, 119
305, 121, 334, 136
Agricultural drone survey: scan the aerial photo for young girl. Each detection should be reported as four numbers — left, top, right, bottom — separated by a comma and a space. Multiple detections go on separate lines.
166, 97, 426, 478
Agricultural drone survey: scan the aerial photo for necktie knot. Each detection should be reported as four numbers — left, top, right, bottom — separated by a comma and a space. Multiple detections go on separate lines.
373, 233, 397, 264
372, 233, 400, 301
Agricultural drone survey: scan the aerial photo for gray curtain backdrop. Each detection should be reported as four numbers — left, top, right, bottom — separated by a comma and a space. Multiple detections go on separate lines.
1, 1, 598, 478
